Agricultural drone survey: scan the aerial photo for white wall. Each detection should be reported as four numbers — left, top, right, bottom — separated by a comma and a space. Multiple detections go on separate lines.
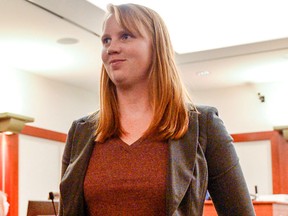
190, 81, 288, 134
1, 68, 98, 216
0, 67, 99, 133
2, 67, 286, 136
19, 135, 65, 216
234, 140, 273, 195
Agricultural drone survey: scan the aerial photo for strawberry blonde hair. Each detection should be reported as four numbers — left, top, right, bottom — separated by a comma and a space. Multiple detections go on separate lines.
95, 3, 195, 142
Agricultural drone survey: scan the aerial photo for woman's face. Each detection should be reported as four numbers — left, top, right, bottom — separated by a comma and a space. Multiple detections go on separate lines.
101, 14, 153, 89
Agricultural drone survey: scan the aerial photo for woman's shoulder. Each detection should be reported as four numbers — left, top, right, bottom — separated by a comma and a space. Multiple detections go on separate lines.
73, 110, 99, 125
195, 105, 218, 114
187, 103, 218, 115
188, 104, 224, 130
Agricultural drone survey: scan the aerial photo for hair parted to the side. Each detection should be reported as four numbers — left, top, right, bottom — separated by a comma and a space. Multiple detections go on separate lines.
95, 3, 196, 143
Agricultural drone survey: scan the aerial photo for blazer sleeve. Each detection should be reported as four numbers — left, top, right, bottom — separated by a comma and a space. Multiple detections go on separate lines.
201, 106, 255, 215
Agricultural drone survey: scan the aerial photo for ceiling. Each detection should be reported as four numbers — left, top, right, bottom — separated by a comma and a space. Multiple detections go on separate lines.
1, 0, 288, 93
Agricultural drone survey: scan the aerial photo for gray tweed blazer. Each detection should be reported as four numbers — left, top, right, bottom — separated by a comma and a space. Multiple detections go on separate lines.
59, 105, 255, 216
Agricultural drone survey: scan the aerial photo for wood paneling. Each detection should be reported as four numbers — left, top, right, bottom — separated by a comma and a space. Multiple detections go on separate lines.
1, 134, 19, 216
272, 134, 288, 193
204, 201, 288, 216
0, 134, 3, 191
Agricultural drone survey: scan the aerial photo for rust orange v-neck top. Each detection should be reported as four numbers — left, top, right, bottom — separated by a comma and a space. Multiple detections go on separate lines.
84, 137, 168, 216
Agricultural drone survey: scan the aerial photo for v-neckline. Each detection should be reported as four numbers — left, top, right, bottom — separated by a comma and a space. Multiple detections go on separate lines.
116, 136, 146, 151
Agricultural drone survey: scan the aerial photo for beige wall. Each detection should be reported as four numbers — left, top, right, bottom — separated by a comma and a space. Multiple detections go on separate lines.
190, 81, 288, 133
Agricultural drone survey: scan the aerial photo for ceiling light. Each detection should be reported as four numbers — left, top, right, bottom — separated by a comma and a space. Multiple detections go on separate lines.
57, 38, 79, 45
197, 71, 210, 76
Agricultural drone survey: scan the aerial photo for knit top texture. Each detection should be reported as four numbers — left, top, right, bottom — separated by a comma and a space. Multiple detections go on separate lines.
84, 137, 168, 216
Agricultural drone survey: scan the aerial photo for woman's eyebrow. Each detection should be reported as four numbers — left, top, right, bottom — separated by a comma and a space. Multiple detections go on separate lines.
101, 34, 109, 40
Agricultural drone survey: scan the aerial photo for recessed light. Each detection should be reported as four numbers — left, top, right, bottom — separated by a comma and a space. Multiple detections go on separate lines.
197, 71, 210, 76
57, 37, 79, 45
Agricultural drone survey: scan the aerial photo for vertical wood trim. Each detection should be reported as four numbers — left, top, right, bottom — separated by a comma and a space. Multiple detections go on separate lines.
270, 133, 281, 193
276, 134, 288, 193
0, 134, 3, 191
4, 134, 19, 216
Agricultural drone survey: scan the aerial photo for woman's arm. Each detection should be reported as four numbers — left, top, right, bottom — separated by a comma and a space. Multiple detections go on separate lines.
204, 107, 255, 215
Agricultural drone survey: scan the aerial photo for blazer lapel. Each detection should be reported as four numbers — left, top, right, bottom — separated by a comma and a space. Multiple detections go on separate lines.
60, 118, 97, 215
166, 111, 199, 215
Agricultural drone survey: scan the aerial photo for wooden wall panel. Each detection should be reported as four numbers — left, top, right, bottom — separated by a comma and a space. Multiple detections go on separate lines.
0, 134, 3, 191
275, 135, 288, 193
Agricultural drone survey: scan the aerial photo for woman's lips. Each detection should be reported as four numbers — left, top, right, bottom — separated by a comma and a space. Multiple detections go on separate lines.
109, 59, 125, 65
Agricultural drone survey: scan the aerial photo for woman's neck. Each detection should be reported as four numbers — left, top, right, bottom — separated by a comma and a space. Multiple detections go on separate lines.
116, 85, 153, 144
116, 85, 152, 117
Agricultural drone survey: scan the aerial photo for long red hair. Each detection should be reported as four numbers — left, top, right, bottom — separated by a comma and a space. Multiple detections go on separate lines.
95, 3, 195, 142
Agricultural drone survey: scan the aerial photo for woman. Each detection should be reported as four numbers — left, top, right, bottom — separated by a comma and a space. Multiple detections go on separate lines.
59, 3, 255, 216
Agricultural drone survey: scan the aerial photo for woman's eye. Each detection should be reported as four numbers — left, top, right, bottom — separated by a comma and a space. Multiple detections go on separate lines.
102, 37, 111, 44
121, 33, 132, 40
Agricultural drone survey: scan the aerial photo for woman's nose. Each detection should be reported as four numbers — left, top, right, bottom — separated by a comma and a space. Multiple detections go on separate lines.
106, 41, 120, 55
